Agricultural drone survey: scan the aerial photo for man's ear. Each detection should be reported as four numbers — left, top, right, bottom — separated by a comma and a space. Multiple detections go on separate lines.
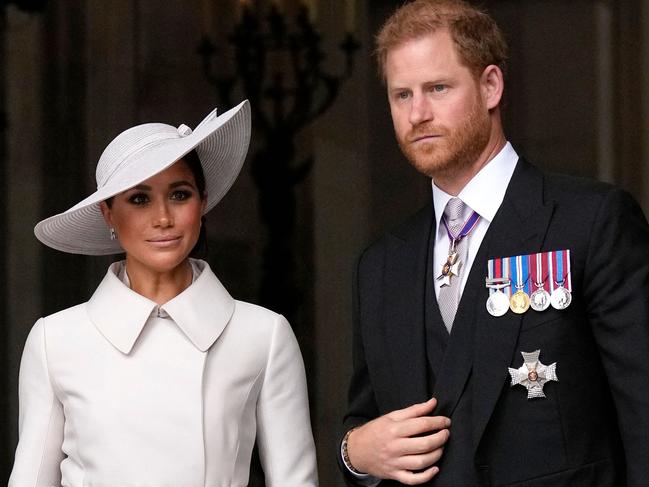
480, 64, 504, 110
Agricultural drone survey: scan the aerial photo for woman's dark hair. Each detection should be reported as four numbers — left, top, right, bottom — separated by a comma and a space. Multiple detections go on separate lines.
183, 150, 209, 259
104, 149, 209, 258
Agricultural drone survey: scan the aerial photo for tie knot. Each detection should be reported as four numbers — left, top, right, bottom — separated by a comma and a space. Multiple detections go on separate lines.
444, 197, 466, 227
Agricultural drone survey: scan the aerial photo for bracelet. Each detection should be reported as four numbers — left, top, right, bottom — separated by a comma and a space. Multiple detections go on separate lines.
342, 427, 363, 474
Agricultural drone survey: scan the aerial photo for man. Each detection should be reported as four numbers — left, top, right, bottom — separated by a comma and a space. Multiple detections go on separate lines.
339, 1, 649, 486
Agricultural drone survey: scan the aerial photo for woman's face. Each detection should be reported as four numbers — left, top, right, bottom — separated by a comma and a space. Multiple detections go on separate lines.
100, 159, 206, 275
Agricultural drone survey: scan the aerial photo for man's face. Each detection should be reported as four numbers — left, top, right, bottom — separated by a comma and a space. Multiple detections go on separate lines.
385, 30, 492, 181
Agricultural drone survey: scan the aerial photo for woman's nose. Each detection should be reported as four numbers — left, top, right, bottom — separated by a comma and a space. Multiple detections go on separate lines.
153, 203, 173, 228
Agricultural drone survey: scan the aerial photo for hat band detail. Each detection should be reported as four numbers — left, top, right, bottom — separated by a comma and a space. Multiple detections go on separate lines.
97, 131, 183, 188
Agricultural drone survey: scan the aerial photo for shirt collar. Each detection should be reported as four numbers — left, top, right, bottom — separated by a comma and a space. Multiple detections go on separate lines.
432, 141, 519, 226
86, 259, 235, 354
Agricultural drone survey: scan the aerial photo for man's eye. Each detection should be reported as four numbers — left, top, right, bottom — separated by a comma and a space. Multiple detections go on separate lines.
128, 193, 149, 205
397, 91, 410, 100
432, 84, 447, 92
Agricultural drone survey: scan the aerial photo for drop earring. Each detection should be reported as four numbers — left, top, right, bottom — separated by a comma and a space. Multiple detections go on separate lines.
109, 228, 117, 240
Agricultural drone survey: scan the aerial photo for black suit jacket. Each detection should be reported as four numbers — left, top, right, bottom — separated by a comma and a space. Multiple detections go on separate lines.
342, 160, 649, 486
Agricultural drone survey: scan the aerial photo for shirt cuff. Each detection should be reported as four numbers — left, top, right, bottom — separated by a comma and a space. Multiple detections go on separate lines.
340, 432, 380, 485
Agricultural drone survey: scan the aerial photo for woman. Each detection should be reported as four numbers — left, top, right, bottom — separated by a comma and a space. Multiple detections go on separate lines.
9, 100, 318, 486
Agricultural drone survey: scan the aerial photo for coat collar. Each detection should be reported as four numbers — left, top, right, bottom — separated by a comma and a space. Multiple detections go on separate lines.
86, 259, 235, 354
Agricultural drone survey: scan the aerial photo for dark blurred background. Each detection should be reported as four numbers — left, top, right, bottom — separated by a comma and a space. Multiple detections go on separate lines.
2, 0, 648, 485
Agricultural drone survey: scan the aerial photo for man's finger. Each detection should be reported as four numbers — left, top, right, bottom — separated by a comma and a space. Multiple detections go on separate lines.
393, 465, 440, 485
398, 428, 450, 455
389, 397, 437, 421
398, 415, 451, 438
398, 446, 446, 471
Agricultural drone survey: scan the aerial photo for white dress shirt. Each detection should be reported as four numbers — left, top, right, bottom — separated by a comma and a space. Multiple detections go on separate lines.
432, 142, 519, 299
10, 259, 318, 487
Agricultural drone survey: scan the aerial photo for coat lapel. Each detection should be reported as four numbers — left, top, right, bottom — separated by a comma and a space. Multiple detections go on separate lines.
382, 205, 435, 409
470, 159, 555, 452
431, 236, 487, 417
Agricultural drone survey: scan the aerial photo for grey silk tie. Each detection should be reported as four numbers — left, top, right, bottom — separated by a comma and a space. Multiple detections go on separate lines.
437, 197, 468, 332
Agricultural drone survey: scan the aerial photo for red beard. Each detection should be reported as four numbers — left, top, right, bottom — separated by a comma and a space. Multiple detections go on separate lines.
397, 101, 492, 181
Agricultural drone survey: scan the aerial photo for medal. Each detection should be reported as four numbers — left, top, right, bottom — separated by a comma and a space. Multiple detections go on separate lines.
437, 247, 461, 288
510, 290, 530, 314
530, 252, 550, 311
485, 277, 510, 317
508, 349, 558, 399
487, 249, 572, 316
549, 250, 572, 310
436, 209, 480, 288
487, 289, 510, 316
509, 255, 530, 314
530, 287, 551, 311
550, 284, 572, 310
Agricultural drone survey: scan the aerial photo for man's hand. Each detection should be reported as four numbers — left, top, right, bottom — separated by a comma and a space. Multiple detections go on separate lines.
347, 397, 451, 485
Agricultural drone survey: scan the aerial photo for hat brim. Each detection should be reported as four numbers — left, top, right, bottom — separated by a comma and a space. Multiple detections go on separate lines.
34, 100, 251, 255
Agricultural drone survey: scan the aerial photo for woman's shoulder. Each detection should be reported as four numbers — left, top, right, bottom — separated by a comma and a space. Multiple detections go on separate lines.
231, 300, 289, 330
32, 302, 97, 354
228, 300, 298, 348
228, 301, 302, 368
41, 301, 90, 326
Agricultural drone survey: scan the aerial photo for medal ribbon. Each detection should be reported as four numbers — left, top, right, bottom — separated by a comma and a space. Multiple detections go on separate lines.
551, 249, 572, 292
531, 252, 548, 291
547, 251, 555, 293
441, 211, 480, 248
487, 257, 511, 296
487, 259, 494, 295
488, 250, 571, 301
510, 255, 530, 295
565, 250, 572, 291
520, 255, 530, 294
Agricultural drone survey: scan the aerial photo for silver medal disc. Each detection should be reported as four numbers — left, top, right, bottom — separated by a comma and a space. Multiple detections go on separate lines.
486, 290, 510, 317
550, 286, 572, 310
530, 288, 551, 312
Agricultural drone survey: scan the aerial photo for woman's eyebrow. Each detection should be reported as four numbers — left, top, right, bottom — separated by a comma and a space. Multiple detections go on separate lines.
129, 184, 152, 191
169, 180, 195, 189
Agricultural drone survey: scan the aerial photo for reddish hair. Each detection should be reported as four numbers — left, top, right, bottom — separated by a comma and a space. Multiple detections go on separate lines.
375, 0, 507, 82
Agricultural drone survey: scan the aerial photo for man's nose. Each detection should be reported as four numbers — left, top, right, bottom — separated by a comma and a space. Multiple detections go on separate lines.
409, 94, 433, 126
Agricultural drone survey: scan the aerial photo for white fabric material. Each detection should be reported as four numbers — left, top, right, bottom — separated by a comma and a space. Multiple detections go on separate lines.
432, 142, 519, 299
9, 259, 318, 487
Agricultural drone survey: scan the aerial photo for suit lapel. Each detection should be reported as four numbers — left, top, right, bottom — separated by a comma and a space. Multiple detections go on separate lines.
431, 160, 553, 418
471, 160, 555, 452
431, 233, 489, 417
382, 205, 435, 409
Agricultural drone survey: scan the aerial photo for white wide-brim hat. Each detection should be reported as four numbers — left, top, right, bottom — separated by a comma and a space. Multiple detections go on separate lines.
34, 100, 251, 255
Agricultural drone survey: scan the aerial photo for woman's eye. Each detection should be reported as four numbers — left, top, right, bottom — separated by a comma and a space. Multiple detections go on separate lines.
171, 190, 192, 201
128, 193, 149, 205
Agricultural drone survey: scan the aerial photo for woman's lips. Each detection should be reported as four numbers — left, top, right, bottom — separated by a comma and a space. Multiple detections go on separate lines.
147, 236, 181, 247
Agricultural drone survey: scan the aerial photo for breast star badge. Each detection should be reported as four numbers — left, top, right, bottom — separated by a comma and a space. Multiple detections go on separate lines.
508, 350, 558, 399
437, 251, 462, 287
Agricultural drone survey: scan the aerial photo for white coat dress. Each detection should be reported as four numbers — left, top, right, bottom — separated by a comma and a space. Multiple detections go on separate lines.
9, 259, 318, 487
